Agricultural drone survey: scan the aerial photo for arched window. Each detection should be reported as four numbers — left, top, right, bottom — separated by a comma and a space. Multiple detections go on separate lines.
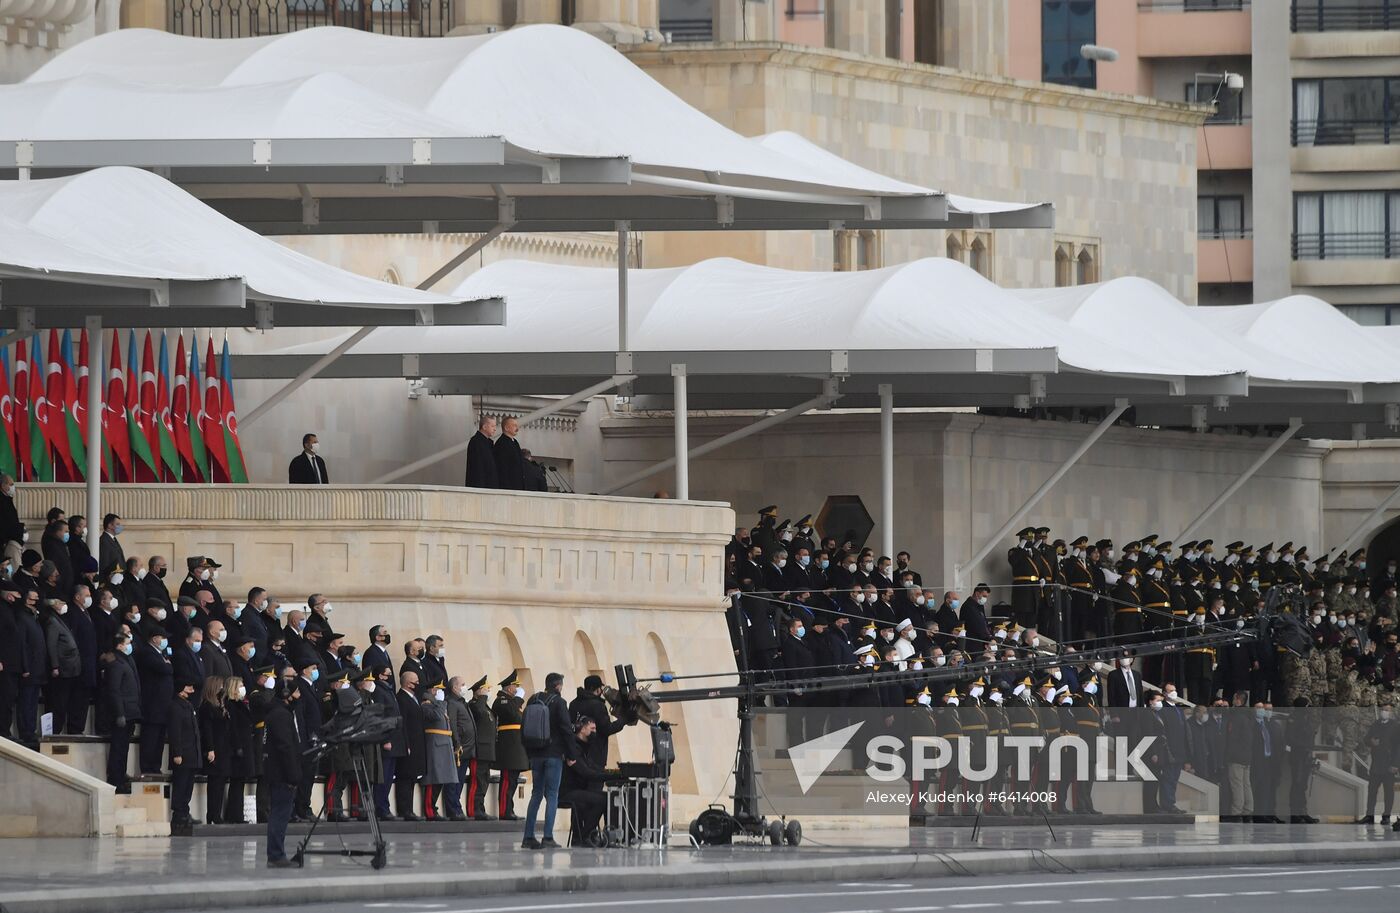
381, 267, 402, 286
1076, 246, 1097, 285
946, 233, 965, 264
1054, 244, 1073, 287
572, 630, 605, 684
497, 627, 532, 693
969, 236, 989, 278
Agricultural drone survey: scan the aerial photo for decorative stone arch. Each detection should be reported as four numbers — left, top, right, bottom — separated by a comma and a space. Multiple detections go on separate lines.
497, 626, 533, 693
381, 266, 402, 286
1076, 245, 1098, 285
572, 629, 605, 683
945, 232, 965, 264
646, 631, 697, 793
969, 235, 990, 279
1054, 243, 1073, 287
1366, 514, 1400, 581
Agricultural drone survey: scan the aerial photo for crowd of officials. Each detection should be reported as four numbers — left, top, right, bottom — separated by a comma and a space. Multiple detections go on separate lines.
723, 508, 1400, 823
0, 478, 637, 856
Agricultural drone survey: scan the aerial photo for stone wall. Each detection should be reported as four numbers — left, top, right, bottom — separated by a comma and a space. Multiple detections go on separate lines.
600, 411, 1328, 594
628, 42, 1205, 301
15, 485, 738, 816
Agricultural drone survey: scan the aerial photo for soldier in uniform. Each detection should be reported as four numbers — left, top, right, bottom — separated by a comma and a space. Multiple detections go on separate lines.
348, 669, 382, 820
1111, 559, 1143, 639
1184, 596, 1221, 704
1006, 676, 1040, 815
465, 675, 497, 820
1275, 542, 1302, 591
1219, 542, 1246, 615
1008, 528, 1041, 630
1257, 543, 1277, 595
322, 667, 357, 821
1197, 540, 1219, 588
751, 506, 780, 561
419, 681, 456, 821
1063, 536, 1095, 643
1296, 547, 1316, 592
1070, 673, 1103, 815
982, 684, 1012, 815
1091, 539, 1117, 638
492, 671, 528, 821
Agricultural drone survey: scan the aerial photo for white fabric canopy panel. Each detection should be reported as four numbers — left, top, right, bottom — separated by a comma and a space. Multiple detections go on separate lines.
0, 167, 496, 327
2, 26, 1050, 232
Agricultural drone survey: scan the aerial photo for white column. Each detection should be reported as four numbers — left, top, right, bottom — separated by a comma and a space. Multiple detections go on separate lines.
617, 221, 630, 353
85, 317, 102, 558
672, 364, 688, 500
879, 383, 894, 560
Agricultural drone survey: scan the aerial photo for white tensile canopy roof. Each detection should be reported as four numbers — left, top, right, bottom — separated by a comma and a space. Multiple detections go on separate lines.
1, 25, 1052, 234
241, 257, 1266, 408
0, 166, 499, 329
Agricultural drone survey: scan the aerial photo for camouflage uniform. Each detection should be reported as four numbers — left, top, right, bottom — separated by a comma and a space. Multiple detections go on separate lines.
1377, 594, 1398, 624
1308, 647, 1331, 708
1279, 652, 1311, 706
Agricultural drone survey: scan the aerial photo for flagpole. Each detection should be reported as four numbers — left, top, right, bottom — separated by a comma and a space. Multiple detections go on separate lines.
85, 318, 101, 558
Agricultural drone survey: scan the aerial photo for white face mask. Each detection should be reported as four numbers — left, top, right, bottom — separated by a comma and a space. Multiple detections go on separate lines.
81, 595, 92, 609
933, 655, 947, 667
110, 572, 124, 585
1084, 682, 1098, 695
882, 631, 895, 643
852, 593, 864, 604
970, 685, 983, 699
845, 563, 857, 574
262, 676, 276, 689
910, 661, 923, 670
216, 629, 227, 643
200, 569, 211, 582
1165, 689, 1177, 699
915, 595, 926, 606
776, 559, 786, 569
989, 691, 1004, 704
155, 608, 167, 622
861, 655, 876, 666
434, 689, 445, 701
902, 628, 916, 641
135, 568, 147, 581
862, 561, 874, 573
946, 697, 960, 707
916, 693, 931, 706
1120, 658, 1133, 668
365, 682, 376, 693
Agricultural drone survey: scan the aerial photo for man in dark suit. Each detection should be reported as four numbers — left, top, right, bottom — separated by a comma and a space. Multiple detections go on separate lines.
98, 514, 125, 577
287, 433, 329, 484
1106, 651, 1143, 708
395, 670, 426, 820
364, 624, 394, 674
493, 417, 527, 490
465, 416, 499, 489
255, 682, 303, 868
292, 657, 323, 820
171, 627, 207, 693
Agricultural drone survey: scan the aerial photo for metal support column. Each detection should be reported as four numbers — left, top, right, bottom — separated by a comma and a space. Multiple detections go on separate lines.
600, 381, 841, 496
85, 316, 102, 559
673, 364, 688, 500
955, 399, 1130, 589
879, 383, 894, 559
617, 221, 630, 353
1177, 418, 1302, 542
372, 374, 635, 484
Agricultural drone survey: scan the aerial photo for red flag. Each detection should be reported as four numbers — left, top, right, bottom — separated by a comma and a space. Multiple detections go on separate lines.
140, 332, 159, 470
103, 333, 131, 481
42, 328, 74, 476
73, 328, 88, 434
0, 350, 14, 478
202, 335, 230, 483
172, 333, 198, 482
14, 340, 28, 481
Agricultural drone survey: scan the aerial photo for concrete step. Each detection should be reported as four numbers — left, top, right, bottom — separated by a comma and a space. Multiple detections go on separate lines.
115, 821, 170, 838
114, 806, 148, 826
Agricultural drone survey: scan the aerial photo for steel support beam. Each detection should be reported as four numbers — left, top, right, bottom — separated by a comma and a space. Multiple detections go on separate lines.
1334, 479, 1400, 558
880, 383, 894, 560
673, 364, 688, 501
240, 326, 376, 430
415, 218, 516, 292
1177, 418, 1303, 543
85, 316, 102, 559
955, 399, 1130, 589
371, 375, 635, 484
617, 221, 630, 353
599, 380, 841, 496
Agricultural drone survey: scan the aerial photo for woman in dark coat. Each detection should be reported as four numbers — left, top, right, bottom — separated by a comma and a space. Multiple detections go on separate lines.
492, 673, 528, 820
197, 677, 232, 824
223, 675, 256, 824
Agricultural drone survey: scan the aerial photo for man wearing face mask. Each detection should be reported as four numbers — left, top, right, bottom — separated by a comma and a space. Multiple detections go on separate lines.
141, 556, 172, 614
104, 632, 141, 792
494, 671, 531, 821
1358, 699, 1399, 824
959, 584, 992, 650
780, 616, 815, 741
364, 624, 394, 675
134, 623, 175, 773
1007, 528, 1040, 630
291, 657, 324, 822
421, 635, 448, 689
1106, 650, 1143, 710
171, 626, 206, 695
288, 432, 330, 484
443, 674, 478, 822
464, 675, 498, 820
417, 680, 455, 821
750, 505, 780, 560
1111, 559, 1143, 639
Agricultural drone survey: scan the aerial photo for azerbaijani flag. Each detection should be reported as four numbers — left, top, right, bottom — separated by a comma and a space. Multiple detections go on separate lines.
219, 337, 248, 483
156, 332, 180, 482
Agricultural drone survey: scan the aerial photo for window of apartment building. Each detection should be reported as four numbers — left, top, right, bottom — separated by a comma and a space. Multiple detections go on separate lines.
659, 0, 715, 42
1182, 0, 1245, 10
1293, 190, 1400, 259
1041, 1, 1096, 90
1185, 80, 1247, 125
835, 229, 883, 271
1292, 0, 1400, 33
1338, 304, 1400, 326
1293, 77, 1400, 145
1199, 195, 1247, 238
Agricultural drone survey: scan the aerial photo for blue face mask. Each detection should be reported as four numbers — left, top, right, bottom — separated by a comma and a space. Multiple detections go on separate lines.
157, 638, 169, 652
798, 555, 810, 567
950, 599, 961, 610
232, 604, 244, 619
795, 626, 806, 639
248, 646, 256, 659
353, 653, 362, 666
297, 619, 307, 632
191, 641, 202, 654
114, 524, 124, 535
310, 668, 320, 683
120, 642, 133, 655
819, 559, 829, 570
60, 532, 69, 543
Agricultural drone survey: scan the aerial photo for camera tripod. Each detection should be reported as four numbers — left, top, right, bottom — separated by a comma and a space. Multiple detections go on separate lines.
291, 749, 387, 870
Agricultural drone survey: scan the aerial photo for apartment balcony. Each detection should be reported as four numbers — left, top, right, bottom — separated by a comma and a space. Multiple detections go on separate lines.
1198, 122, 1252, 171
1137, 1, 1251, 58
1293, 231, 1400, 286
167, 0, 453, 37
1199, 232, 1253, 283
1292, 0, 1400, 32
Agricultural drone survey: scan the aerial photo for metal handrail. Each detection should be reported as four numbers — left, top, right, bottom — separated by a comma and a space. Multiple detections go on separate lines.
1293, 231, 1400, 260
1293, 117, 1398, 146
1293, 0, 1399, 32
168, 0, 452, 37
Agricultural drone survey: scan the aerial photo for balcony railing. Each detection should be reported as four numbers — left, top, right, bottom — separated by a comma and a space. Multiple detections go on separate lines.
1200, 227, 1253, 240
1293, 231, 1400, 259
1292, 0, 1400, 32
660, 17, 713, 42
1293, 117, 1398, 145
1138, 0, 1248, 10
168, 0, 453, 38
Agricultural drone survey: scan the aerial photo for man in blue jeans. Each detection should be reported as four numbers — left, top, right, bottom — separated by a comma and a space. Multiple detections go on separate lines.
522, 671, 576, 850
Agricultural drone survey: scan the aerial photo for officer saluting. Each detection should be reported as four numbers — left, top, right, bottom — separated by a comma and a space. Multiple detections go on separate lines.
420, 681, 456, 821
465, 675, 497, 820
1008, 528, 1041, 630
492, 671, 528, 822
